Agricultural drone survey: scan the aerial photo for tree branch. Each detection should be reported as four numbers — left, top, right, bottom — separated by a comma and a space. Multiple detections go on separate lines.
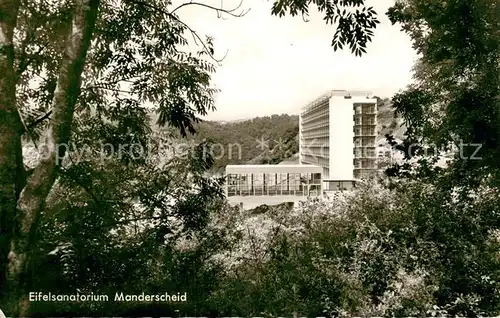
14, 23, 45, 82
15, 28, 33, 76
125, 0, 239, 63
170, 0, 250, 18
101, 215, 171, 230
16, 44, 45, 81
85, 85, 133, 94
63, 153, 104, 204
26, 109, 52, 131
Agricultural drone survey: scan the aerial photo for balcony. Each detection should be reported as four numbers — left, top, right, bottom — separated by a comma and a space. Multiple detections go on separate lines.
302, 133, 328, 140
354, 129, 376, 137
301, 111, 329, 125
353, 114, 376, 125
361, 108, 376, 115
302, 122, 329, 132
354, 151, 377, 159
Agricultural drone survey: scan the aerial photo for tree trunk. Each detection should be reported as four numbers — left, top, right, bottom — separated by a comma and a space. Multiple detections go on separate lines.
0, 0, 22, 304
6, 0, 100, 316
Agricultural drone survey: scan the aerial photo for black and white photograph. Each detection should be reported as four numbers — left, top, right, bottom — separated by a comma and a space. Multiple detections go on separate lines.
0, 0, 499, 316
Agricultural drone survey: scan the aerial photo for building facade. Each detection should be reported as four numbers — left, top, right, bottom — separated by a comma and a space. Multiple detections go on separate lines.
299, 90, 378, 190
225, 164, 323, 197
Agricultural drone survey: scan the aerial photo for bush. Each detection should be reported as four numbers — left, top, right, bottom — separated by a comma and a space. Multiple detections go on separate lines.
209, 179, 500, 316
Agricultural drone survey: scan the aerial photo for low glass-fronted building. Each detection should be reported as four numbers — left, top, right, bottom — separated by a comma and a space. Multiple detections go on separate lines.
225, 164, 323, 197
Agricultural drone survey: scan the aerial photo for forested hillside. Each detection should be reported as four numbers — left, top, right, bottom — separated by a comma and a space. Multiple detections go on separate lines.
152, 114, 299, 170
376, 96, 405, 144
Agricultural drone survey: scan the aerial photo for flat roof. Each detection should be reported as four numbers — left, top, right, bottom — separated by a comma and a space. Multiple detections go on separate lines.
302, 90, 376, 110
226, 164, 323, 174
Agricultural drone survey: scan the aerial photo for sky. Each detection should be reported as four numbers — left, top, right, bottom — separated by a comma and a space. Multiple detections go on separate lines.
175, 0, 419, 121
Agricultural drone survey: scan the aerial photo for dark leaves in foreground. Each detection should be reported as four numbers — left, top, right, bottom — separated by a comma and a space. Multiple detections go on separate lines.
271, 0, 380, 56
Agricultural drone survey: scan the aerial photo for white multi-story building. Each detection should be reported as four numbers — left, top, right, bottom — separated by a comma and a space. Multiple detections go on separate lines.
299, 90, 378, 191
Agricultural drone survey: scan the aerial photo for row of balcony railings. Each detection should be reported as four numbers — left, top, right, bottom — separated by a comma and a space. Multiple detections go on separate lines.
354, 151, 377, 158
354, 129, 376, 136
302, 97, 376, 116
300, 136, 329, 142
303, 144, 329, 149
301, 122, 329, 133
302, 108, 375, 124
354, 136, 376, 147
355, 144, 376, 148
302, 133, 329, 140
301, 153, 329, 160
354, 107, 376, 115
301, 97, 330, 116
354, 141, 376, 147
300, 111, 329, 125
353, 158, 377, 169
354, 117, 376, 125
301, 158, 328, 165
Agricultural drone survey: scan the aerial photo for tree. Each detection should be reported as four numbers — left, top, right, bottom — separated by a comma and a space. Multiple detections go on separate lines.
385, 0, 500, 186
0, 0, 221, 314
0, 0, 381, 315
382, 0, 500, 314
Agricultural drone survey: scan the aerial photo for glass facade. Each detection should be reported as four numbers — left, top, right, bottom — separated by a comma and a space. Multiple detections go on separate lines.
327, 180, 355, 191
227, 172, 322, 197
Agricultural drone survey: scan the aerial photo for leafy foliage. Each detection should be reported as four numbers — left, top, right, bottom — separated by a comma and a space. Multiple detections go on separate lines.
385, 0, 500, 185
210, 180, 500, 316
15, 0, 218, 144
27, 127, 229, 315
271, 0, 380, 56
3, 0, 223, 313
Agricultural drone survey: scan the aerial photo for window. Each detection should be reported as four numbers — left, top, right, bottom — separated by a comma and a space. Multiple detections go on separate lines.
279, 173, 289, 194
354, 159, 361, 169
240, 177, 250, 195
312, 173, 321, 183
362, 139, 375, 147
309, 184, 321, 196
360, 160, 375, 169
362, 127, 375, 135
227, 174, 238, 185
